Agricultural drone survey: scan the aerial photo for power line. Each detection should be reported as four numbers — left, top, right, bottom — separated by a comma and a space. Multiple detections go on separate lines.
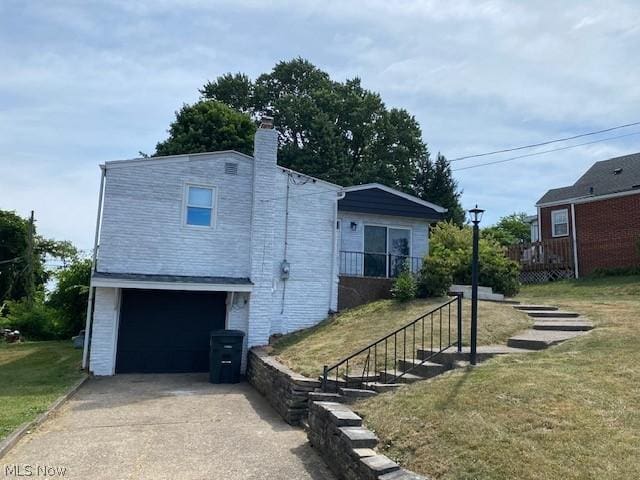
452, 131, 640, 172
449, 121, 640, 162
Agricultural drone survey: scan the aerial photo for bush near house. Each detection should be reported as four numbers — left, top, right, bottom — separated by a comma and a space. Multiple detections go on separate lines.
418, 222, 520, 297
391, 265, 417, 302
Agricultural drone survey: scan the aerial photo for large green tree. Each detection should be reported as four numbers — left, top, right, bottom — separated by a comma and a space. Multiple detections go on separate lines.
200, 58, 428, 191
155, 100, 256, 157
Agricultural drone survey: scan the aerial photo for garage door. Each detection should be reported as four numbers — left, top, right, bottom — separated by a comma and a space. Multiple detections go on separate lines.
116, 289, 227, 373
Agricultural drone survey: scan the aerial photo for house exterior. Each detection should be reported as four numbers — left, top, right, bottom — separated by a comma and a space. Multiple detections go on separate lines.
534, 152, 640, 277
83, 117, 444, 376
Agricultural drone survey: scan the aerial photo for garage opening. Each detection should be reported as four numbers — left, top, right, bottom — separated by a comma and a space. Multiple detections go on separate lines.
115, 289, 227, 373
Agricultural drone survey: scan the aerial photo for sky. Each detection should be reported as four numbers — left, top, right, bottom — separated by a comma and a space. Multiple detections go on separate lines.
1, 0, 639, 251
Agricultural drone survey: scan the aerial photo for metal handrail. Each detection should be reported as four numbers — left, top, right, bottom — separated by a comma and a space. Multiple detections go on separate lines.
322, 294, 463, 391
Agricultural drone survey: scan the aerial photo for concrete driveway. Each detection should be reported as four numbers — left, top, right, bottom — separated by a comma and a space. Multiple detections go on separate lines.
1, 375, 335, 480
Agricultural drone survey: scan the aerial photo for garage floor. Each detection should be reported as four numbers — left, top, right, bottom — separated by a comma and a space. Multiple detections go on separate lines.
0, 375, 335, 480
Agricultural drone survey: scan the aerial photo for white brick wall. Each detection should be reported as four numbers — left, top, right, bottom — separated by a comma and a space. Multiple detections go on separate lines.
97, 152, 253, 278
227, 292, 250, 372
270, 170, 340, 334
90, 136, 341, 373
89, 287, 120, 376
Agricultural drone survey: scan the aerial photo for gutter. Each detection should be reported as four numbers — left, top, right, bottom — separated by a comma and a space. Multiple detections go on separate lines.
571, 203, 579, 279
82, 165, 106, 370
329, 190, 346, 313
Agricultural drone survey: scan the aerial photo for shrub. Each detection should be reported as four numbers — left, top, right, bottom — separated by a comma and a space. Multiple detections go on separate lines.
391, 265, 417, 302
418, 222, 521, 297
417, 255, 454, 297
0, 298, 60, 340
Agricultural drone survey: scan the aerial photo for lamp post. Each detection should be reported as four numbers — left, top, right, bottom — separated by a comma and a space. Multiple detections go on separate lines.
469, 205, 485, 366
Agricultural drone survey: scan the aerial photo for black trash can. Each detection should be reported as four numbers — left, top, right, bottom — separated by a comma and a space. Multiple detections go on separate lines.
209, 329, 245, 384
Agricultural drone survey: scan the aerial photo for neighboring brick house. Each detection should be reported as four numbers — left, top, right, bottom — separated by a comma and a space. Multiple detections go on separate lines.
83, 117, 445, 376
535, 152, 640, 277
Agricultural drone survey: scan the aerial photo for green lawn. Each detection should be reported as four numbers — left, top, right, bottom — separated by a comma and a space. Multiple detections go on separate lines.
356, 275, 640, 480
0, 341, 84, 441
272, 297, 530, 379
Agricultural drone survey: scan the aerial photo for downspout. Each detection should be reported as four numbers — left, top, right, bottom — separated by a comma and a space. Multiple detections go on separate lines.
82, 165, 106, 370
571, 203, 579, 279
536, 205, 542, 241
328, 189, 346, 313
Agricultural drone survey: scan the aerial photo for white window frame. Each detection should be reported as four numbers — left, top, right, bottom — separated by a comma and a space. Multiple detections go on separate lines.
551, 209, 569, 238
183, 183, 217, 228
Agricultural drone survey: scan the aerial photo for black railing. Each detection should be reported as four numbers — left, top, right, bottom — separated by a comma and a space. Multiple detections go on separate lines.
321, 294, 463, 392
339, 250, 422, 278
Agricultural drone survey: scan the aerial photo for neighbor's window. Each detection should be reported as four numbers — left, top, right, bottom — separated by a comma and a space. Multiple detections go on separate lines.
185, 185, 215, 226
551, 209, 568, 237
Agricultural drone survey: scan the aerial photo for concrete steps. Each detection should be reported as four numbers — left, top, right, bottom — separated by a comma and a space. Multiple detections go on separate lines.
533, 319, 593, 331
507, 329, 584, 350
363, 382, 404, 393
513, 304, 558, 311
523, 310, 580, 318
378, 370, 424, 384
416, 345, 534, 365
310, 301, 592, 407
396, 359, 448, 378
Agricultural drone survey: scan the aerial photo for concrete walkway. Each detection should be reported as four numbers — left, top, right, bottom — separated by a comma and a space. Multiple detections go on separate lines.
1, 374, 335, 480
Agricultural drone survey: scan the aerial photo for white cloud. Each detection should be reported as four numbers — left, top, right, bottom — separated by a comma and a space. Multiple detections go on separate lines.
0, 0, 639, 246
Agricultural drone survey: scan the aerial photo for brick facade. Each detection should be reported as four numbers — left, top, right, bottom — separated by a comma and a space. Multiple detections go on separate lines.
540, 193, 640, 276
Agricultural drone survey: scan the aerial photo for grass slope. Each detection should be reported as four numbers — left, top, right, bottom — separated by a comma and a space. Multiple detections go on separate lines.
357, 275, 640, 480
272, 297, 530, 379
0, 341, 83, 441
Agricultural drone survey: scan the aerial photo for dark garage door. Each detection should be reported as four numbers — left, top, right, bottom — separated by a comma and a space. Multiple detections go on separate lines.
116, 289, 227, 373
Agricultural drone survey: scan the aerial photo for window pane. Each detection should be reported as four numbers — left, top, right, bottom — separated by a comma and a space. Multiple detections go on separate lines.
187, 207, 212, 226
364, 226, 387, 254
389, 228, 410, 256
554, 223, 568, 236
553, 210, 567, 223
188, 187, 212, 207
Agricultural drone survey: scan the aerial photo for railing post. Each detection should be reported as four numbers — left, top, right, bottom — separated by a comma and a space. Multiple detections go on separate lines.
322, 365, 328, 392
456, 293, 462, 353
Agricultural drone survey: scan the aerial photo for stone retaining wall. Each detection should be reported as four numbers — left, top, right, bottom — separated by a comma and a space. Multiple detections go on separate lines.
308, 401, 427, 480
246, 347, 320, 425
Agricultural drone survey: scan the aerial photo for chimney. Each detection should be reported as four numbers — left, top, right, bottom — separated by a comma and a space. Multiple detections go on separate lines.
247, 116, 278, 347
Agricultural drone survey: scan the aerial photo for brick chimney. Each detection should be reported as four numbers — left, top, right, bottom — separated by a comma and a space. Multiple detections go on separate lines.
248, 116, 278, 347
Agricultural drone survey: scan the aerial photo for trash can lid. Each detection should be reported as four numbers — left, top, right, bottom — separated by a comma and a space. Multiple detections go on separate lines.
210, 329, 245, 337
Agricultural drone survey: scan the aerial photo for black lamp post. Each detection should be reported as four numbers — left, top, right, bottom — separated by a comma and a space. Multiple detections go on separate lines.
469, 205, 485, 366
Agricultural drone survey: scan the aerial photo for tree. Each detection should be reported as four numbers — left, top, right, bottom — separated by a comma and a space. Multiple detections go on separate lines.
0, 209, 79, 303
200, 58, 426, 191
413, 153, 465, 226
47, 258, 91, 337
155, 100, 256, 157
484, 212, 531, 246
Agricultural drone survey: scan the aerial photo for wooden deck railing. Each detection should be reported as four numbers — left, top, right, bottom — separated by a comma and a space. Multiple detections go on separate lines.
506, 237, 574, 271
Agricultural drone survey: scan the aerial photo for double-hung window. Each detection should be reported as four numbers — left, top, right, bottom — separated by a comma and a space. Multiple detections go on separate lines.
551, 209, 568, 237
185, 185, 215, 227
